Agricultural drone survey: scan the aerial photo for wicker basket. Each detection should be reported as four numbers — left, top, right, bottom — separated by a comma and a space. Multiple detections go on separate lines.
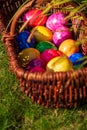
1, 0, 87, 108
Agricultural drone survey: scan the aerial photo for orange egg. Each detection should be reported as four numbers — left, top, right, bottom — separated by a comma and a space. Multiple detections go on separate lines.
59, 39, 79, 57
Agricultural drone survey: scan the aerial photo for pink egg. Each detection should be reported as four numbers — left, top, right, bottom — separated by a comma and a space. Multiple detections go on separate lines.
46, 12, 67, 31
30, 66, 45, 72
53, 26, 72, 47
40, 49, 64, 63
26, 58, 46, 70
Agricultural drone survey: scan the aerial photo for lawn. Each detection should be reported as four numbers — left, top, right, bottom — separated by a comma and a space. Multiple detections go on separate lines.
0, 34, 87, 130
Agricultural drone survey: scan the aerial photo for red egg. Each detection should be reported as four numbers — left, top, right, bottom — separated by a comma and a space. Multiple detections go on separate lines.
23, 9, 47, 27
30, 66, 45, 72
40, 49, 64, 63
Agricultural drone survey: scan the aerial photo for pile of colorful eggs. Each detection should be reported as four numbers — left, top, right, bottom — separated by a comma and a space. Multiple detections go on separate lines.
16, 9, 84, 73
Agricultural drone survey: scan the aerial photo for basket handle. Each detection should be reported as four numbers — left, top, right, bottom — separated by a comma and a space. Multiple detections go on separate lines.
10, 0, 48, 35
10, 0, 36, 35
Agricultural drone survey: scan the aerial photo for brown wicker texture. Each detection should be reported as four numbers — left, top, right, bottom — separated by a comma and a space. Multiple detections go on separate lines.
0, 0, 26, 33
1, 0, 87, 108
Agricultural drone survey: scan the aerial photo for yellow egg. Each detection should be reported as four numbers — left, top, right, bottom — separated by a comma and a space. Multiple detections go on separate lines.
46, 56, 73, 72
33, 26, 53, 42
18, 48, 40, 67
59, 39, 79, 57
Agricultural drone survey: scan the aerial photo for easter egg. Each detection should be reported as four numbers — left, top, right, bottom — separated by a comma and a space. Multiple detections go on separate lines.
30, 66, 45, 72
46, 56, 73, 72
59, 39, 79, 57
18, 48, 40, 67
69, 52, 83, 65
53, 26, 72, 47
40, 49, 64, 63
16, 31, 36, 52
36, 41, 57, 53
26, 58, 46, 70
33, 26, 53, 42
23, 9, 47, 27
46, 12, 67, 31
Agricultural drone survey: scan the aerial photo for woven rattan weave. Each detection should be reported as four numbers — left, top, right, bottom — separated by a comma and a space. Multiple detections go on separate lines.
0, 0, 87, 108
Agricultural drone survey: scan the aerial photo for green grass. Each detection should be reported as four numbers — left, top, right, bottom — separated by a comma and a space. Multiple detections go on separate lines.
0, 35, 87, 130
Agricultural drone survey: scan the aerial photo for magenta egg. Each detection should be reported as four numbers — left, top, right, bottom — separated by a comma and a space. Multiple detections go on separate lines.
53, 26, 72, 47
40, 49, 64, 63
46, 12, 67, 31
26, 58, 46, 70
30, 66, 45, 72
23, 9, 47, 27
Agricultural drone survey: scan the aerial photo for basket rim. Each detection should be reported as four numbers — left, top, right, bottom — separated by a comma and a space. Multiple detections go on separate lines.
10, 1, 87, 35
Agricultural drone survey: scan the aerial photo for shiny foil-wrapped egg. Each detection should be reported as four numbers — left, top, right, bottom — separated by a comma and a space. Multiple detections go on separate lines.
36, 41, 57, 53
59, 39, 79, 57
69, 52, 83, 65
29, 66, 45, 72
46, 56, 73, 72
46, 12, 67, 31
23, 9, 47, 27
33, 26, 53, 42
18, 48, 40, 67
53, 26, 72, 47
26, 58, 46, 70
40, 49, 64, 63
16, 31, 36, 52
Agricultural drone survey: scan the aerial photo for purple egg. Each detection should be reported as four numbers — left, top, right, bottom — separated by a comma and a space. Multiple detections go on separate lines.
26, 58, 46, 70
53, 26, 72, 47
46, 12, 67, 31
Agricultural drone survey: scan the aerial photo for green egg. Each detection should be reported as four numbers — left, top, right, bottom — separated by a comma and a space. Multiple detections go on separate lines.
36, 41, 57, 53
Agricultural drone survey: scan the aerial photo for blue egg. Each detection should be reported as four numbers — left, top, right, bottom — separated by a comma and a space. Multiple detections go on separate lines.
16, 31, 36, 52
69, 53, 83, 65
